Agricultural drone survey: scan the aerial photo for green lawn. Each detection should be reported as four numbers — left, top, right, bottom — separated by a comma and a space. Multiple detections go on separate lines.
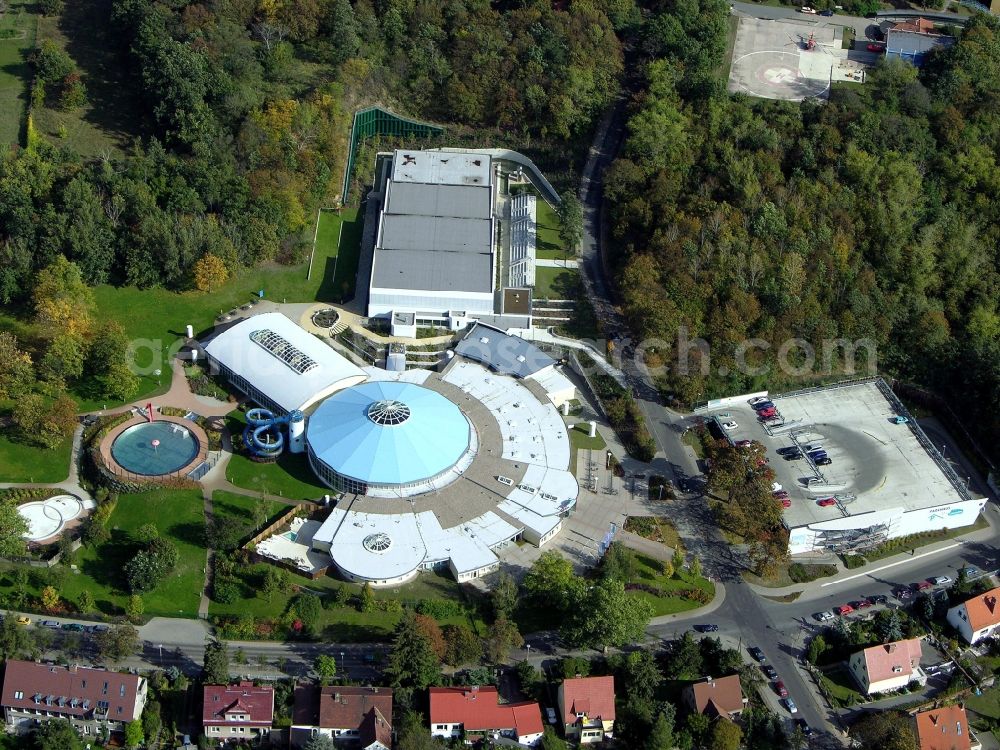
967, 685, 1000, 720
32, 0, 140, 156
211, 491, 289, 535
0, 433, 73, 483
312, 207, 363, 303
626, 551, 715, 617
534, 267, 579, 301
820, 666, 863, 707
225, 410, 331, 501
211, 565, 486, 641
0, 0, 37, 145
0, 489, 207, 619
534, 199, 569, 261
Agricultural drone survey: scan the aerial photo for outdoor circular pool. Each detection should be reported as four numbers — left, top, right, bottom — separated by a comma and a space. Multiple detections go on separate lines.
111, 421, 200, 476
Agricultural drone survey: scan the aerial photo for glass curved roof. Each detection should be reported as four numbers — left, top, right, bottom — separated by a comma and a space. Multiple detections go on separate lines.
307, 382, 471, 486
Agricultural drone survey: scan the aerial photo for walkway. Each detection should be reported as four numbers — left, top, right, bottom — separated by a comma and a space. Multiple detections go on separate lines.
535, 259, 579, 269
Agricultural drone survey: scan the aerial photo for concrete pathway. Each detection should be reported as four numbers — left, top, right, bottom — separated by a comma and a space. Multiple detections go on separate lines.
535, 258, 579, 269
199, 490, 216, 619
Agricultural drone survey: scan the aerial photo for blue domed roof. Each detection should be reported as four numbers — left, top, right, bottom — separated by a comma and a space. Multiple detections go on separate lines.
307, 382, 471, 486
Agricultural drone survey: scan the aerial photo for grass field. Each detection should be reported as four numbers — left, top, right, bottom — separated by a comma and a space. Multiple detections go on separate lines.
967, 684, 1000, 719
534, 199, 570, 261
211, 491, 289, 537
225, 410, 330, 501
313, 207, 363, 303
534, 266, 579, 301
820, 666, 863, 707
569, 422, 607, 470
0, 489, 207, 619
211, 565, 486, 641
32, 0, 139, 155
626, 551, 715, 616
0, 0, 38, 145
0, 432, 72, 483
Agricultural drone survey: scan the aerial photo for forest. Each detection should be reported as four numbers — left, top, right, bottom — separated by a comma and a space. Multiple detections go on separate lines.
605, 3, 1000, 454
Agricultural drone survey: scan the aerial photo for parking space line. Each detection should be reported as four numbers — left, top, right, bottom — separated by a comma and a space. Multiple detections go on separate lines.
820, 543, 962, 586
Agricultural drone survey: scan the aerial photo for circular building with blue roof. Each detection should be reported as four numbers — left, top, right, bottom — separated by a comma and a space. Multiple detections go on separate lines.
306, 381, 474, 496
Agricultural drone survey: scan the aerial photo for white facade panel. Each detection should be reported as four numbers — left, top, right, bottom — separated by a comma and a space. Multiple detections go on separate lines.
369, 289, 494, 317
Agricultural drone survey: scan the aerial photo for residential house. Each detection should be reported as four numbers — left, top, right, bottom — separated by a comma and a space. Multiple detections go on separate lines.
915, 704, 981, 750
885, 18, 954, 66
682, 675, 747, 718
1, 660, 147, 738
290, 685, 393, 749
947, 587, 1000, 645
202, 682, 274, 743
429, 686, 543, 747
848, 638, 927, 695
557, 676, 615, 743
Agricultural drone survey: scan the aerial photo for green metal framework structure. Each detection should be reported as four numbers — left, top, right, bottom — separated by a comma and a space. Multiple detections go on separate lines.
341, 107, 445, 203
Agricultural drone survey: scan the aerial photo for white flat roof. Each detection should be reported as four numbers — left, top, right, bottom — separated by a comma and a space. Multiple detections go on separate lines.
706, 381, 969, 530
203, 312, 366, 413
391, 149, 492, 187
527, 367, 575, 404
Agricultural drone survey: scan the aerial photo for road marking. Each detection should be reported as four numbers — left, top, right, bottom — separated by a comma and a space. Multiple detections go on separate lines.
820, 542, 962, 586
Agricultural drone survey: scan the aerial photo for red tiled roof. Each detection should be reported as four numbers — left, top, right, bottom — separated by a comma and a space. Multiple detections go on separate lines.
293, 685, 393, 748
688, 675, 744, 716
892, 17, 937, 34
203, 682, 274, 727
859, 638, 922, 684
916, 705, 972, 750
429, 687, 543, 738
561, 676, 615, 725
961, 587, 1000, 632
1, 660, 145, 722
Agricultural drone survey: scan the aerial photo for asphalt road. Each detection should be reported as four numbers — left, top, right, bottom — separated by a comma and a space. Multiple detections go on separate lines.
731, 1, 881, 38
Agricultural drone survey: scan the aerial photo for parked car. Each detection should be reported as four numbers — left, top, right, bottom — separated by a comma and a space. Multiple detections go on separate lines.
61, 623, 85, 632
15, 616, 30, 626
868, 43, 885, 53
722, 421, 738, 431
804, 444, 823, 452
800, 6, 817, 12
748, 646, 766, 662
753, 401, 775, 411
90, 624, 110, 633
820, 9, 834, 15
774, 680, 789, 698
762, 665, 778, 680
758, 410, 778, 420
816, 457, 832, 466
795, 719, 814, 737
817, 498, 837, 507
735, 439, 753, 448
39, 620, 60, 629
869, 594, 889, 605
545, 708, 557, 725
852, 599, 873, 609
915, 581, 934, 591
785, 697, 798, 713
748, 396, 770, 405
779, 497, 792, 508
931, 576, 953, 585
814, 611, 835, 622
960, 566, 980, 578
773, 490, 789, 499
777, 447, 799, 455
784, 452, 804, 461
893, 587, 913, 600
694, 624, 720, 633
836, 604, 854, 615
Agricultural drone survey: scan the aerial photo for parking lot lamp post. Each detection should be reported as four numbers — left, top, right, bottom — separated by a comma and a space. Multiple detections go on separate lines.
340, 651, 345, 676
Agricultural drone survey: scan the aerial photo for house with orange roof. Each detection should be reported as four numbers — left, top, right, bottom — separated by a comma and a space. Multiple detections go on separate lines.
682, 675, 747, 718
557, 676, 615, 743
848, 638, 927, 695
429, 686, 543, 746
947, 587, 1000, 644
914, 704, 981, 750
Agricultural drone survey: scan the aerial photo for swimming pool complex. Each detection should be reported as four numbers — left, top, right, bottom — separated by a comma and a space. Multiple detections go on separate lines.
111, 421, 200, 476
20, 495, 84, 543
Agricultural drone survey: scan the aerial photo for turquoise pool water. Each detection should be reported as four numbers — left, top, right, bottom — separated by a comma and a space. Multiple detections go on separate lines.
111, 421, 199, 476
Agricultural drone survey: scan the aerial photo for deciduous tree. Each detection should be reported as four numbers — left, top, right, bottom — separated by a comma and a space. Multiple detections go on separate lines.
0, 500, 29, 559
193, 253, 228, 292
0, 332, 34, 400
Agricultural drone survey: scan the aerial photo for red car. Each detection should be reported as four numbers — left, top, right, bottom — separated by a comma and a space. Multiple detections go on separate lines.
851, 599, 873, 609
735, 440, 753, 448
758, 408, 778, 418
916, 580, 933, 591
836, 604, 854, 615
867, 43, 885, 53
817, 497, 836, 507
779, 498, 792, 508
774, 680, 788, 698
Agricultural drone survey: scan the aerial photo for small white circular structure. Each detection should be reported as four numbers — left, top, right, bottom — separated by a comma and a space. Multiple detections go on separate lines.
362, 532, 393, 554
19, 495, 84, 543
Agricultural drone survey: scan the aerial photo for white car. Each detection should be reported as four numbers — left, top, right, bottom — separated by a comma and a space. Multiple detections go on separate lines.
800, 6, 817, 12
722, 421, 738, 431
748, 396, 770, 405
932, 576, 953, 585
785, 697, 798, 713
814, 611, 835, 622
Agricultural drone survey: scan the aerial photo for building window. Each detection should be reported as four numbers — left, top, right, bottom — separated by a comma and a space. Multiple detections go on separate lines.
13, 691, 22, 700
120, 685, 126, 697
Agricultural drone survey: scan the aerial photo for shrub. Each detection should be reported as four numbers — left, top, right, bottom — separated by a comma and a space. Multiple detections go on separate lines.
789, 563, 838, 582
414, 599, 464, 619
213, 578, 241, 604
842, 555, 867, 570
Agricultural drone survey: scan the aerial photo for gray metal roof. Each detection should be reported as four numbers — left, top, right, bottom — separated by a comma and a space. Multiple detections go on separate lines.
379, 214, 491, 254
391, 149, 491, 186
385, 181, 491, 220
455, 322, 556, 378
886, 29, 953, 55
371, 249, 493, 293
